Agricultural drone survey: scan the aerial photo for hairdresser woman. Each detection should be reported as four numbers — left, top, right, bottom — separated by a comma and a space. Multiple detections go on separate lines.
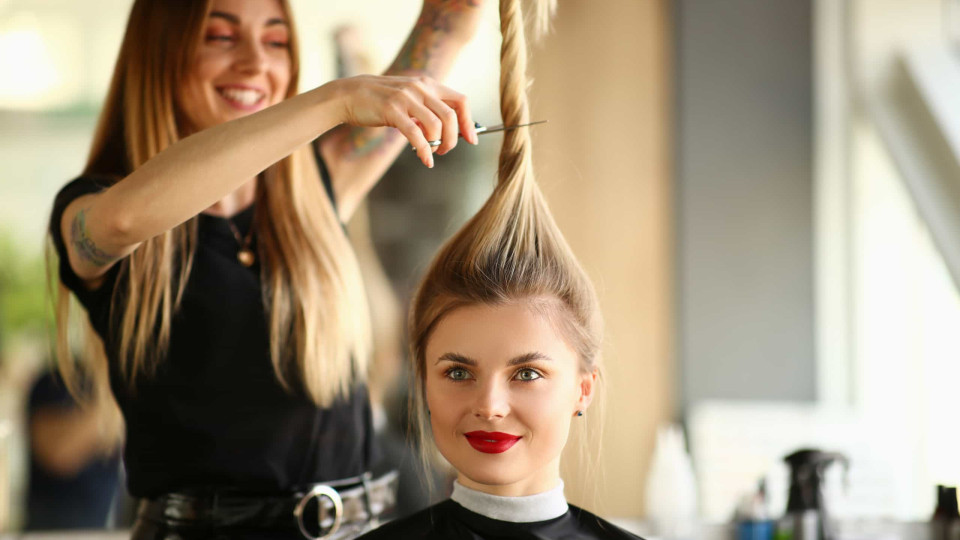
47, 0, 481, 538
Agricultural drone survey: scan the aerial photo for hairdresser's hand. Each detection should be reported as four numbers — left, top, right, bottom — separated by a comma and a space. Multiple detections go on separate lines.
328, 74, 478, 167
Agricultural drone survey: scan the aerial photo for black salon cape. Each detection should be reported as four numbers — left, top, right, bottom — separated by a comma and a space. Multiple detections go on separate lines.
359, 499, 643, 540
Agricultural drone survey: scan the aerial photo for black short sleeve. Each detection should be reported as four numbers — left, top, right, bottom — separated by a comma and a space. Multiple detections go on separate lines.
48, 176, 122, 314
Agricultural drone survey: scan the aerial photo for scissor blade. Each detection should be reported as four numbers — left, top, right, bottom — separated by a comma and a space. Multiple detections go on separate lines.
476, 120, 548, 135
415, 120, 548, 150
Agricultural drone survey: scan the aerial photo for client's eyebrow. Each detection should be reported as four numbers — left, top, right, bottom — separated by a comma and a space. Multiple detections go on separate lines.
436, 352, 476, 366
506, 352, 552, 366
435, 352, 552, 366
209, 11, 288, 27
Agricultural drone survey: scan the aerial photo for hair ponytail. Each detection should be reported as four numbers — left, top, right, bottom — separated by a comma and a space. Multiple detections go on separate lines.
408, 0, 603, 487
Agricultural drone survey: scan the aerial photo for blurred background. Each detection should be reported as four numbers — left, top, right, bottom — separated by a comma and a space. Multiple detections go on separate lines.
1, 0, 959, 538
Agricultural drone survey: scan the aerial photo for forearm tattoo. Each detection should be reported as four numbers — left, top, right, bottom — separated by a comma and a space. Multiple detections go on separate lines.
70, 208, 120, 267
389, 0, 480, 75
339, 125, 402, 160
340, 1, 477, 159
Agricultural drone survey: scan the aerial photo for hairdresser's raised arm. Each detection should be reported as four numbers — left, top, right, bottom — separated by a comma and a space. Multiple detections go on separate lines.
319, 0, 484, 221
59, 76, 463, 284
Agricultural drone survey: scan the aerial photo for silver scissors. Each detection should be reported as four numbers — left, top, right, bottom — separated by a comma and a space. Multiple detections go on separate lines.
412, 120, 547, 150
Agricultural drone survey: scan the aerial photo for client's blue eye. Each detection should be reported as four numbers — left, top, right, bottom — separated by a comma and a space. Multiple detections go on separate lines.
446, 367, 471, 381
514, 368, 542, 382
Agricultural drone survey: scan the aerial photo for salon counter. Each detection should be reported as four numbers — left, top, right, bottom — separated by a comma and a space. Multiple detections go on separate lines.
1, 520, 933, 540
1, 533, 128, 540
607, 518, 934, 540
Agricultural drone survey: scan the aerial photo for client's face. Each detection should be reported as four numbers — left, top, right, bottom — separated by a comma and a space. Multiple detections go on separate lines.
425, 301, 593, 497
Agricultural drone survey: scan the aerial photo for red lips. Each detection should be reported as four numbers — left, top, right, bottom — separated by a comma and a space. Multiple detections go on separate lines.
464, 431, 522, 454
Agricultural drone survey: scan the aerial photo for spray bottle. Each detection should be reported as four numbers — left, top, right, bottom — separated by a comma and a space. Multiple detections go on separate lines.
773, 449, 848, 540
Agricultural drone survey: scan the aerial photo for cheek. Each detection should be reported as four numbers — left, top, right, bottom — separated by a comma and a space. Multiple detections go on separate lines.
516, 383, 574, 442
425, 380, 460, 433
528, 408, 573, 459
179, 56, 220, 107
519, 378, 570, 410
190, 50, 228, 84
177, 76, 206, 123
269, 57, 292, 96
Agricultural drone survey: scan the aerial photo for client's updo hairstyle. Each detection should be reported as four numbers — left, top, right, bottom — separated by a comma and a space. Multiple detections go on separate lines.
409, 0, 602, 454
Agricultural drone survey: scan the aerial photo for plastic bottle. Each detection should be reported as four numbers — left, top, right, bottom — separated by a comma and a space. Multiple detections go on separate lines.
644, 424, 699, 540
735, 480, 775, 540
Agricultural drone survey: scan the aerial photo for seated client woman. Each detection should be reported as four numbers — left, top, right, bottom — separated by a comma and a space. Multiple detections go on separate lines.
359, 0, 642, 537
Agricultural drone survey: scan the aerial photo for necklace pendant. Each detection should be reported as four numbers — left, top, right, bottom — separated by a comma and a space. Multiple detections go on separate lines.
237, 248, 255, 267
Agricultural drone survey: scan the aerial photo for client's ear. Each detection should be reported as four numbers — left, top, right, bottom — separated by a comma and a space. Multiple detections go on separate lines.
575, 368, 599, 414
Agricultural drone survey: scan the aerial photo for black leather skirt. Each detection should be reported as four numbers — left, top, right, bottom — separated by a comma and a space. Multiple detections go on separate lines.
130, 472, 397, 540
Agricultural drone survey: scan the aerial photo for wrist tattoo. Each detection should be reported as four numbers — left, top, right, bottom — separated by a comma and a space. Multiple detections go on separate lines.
391, 1, 479, 74
337, 125, 401, 160
348, 126, 388, 157
70, 208, 120, 267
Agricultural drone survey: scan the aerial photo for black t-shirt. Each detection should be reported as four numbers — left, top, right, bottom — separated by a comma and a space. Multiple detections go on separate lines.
358, 499, 644, 540
48, 151, 376, 498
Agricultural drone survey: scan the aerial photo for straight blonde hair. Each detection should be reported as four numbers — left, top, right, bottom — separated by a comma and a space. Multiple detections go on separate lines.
52, 0, 371, 444
408, 0, 605, 496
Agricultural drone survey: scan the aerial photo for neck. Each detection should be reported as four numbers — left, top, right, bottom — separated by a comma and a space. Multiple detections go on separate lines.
204, 177, 257, 217
456, 457, 561, 497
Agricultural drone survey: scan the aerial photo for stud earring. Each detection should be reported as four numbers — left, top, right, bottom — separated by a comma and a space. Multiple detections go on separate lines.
576, 410, 584, 417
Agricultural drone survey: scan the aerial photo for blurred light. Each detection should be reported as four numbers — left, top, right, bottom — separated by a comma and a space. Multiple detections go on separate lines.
0, 12, 81, 110
0, 29, 60, 100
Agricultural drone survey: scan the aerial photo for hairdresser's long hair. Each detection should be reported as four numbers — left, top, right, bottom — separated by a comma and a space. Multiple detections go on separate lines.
52, 0, 371, 443
408, 0, 603, 489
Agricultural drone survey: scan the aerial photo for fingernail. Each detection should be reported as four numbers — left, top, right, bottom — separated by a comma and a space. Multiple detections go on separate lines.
428, 156, 434, 168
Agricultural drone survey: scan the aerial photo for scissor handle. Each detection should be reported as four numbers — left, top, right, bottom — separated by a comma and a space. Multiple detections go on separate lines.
410, 121, 544, 151
416, 122, 484, 150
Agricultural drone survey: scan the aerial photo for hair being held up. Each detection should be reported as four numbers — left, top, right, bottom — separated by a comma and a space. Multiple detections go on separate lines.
410, 0, 602, 452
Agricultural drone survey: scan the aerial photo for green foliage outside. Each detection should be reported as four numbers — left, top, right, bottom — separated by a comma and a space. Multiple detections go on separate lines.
0, 233, 54, 355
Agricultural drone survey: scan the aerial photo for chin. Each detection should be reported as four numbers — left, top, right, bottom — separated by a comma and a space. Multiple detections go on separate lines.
455, 459, 527, 488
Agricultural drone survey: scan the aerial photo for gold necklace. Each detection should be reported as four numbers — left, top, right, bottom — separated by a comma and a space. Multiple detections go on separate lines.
225, 218, 256, 267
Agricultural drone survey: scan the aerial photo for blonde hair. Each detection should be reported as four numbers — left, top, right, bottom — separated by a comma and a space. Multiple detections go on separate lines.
52, 0, 371, 443
408, 0, 603, 493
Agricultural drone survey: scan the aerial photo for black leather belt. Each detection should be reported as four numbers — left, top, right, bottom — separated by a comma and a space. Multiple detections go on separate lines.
136, 470, 398, 539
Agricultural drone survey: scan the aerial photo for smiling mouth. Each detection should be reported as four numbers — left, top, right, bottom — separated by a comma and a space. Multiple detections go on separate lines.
464, 431, 522, 454
217, 87, 266, 108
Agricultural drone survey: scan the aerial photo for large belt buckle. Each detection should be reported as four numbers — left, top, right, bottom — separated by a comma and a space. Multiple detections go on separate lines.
294, 484, 344, 540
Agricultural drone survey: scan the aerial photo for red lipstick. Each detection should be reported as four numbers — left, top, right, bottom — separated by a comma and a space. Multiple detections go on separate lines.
464, 431, 522, 454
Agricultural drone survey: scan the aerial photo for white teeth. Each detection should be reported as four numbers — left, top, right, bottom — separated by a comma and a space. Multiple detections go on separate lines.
219, 88, 264, 106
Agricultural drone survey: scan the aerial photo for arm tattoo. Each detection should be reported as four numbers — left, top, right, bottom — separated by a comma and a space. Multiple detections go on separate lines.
347, 126, 388, 157
70, 208, 120, 267
338, 1, 477, 158
340, 125, 402, 160
389, 0, 480, 75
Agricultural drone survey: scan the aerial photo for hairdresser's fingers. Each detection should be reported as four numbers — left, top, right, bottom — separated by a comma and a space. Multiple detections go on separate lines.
415, 78, 476, 148
391, 112, 435, 168
429, 82, 475, 145
422, 94, 460, 155
441, 90, 477, 146
406, 76, 470, 152
403, 96, 444, 153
